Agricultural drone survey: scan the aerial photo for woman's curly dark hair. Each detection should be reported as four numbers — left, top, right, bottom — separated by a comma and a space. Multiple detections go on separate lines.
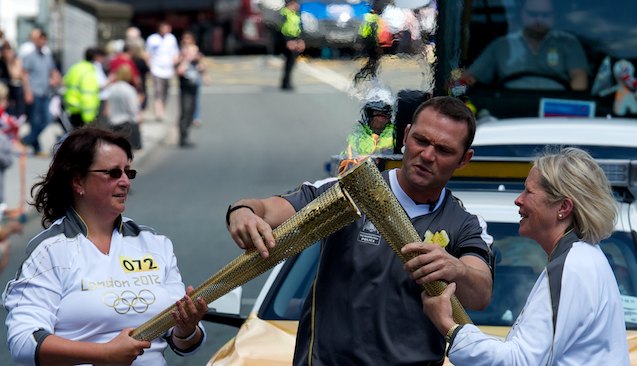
31, 127, 133, 228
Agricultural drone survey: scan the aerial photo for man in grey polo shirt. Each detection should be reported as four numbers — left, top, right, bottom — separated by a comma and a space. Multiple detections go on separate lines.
21, 31, 60, 155
462, 0, 589, 91
226, 96, 494, 365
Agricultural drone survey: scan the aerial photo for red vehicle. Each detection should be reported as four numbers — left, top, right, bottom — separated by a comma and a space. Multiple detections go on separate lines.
120, 0, 272, 54
227, 0, 275, 54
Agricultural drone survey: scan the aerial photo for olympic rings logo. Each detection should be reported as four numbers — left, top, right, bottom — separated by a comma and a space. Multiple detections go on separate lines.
102, 289, 156, 314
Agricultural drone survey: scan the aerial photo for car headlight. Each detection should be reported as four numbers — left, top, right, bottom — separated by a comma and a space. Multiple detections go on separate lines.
327, 4, 354, 26
338, 12, 352, 23
301, 12, 319, 33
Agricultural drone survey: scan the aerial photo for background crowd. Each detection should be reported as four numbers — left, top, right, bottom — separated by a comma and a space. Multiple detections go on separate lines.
0, 22, 209, 277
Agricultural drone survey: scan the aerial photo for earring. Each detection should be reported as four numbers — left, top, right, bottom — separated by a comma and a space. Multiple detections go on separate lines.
79, 191, 84, 197
558, 213, 563, 219
401, 145, 406, 154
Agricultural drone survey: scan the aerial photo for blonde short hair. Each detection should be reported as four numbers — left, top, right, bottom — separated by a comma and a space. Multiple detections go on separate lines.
115, 64, 133, 83
535, 147, 617, 243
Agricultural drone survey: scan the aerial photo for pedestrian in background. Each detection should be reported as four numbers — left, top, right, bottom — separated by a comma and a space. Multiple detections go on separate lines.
63, 47, 103, 129
146, 21, 179, 121
1, 42, 30, 118
0, 121, 21, 274
0, 82, 16, 205
417, 147, 629, 365
176, 31, 205, 148
0, 82, 23, 274
279, 0, 304, 90
0, 81, 24, 142
20, 30, 61, 155
106, 64, 142, 150
355, 3, 392, 84
127, 37, 150, 118
92, 47, 110, 126
3, 127, 208, 365
108, 43, 142, 92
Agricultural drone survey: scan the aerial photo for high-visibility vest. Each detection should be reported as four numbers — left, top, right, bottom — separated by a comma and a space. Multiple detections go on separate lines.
63, 60, 100, 124
345, 123, 395, 156
280, 7, 302, 38
359, 13, 380, 39
359, 13, 393, 47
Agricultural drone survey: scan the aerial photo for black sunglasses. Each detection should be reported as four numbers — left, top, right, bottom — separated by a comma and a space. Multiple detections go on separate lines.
88, 168, 137, 179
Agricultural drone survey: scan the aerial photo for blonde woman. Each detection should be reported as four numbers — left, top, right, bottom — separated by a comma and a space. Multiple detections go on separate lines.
412, 147, 629, 365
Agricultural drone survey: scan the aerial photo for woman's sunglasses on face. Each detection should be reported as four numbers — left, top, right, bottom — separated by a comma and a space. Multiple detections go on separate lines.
87, 168, 137, 179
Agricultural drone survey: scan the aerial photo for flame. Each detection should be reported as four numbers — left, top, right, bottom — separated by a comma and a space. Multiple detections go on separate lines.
337, 133, 382, 176
338, 145, 361, 176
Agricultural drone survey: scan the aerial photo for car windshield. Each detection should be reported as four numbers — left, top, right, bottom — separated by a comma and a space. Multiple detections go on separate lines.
468, 223, 637, 331
260, 225, 637, 331
465, 0, 637, 65
258, 243, 320, 320
458, 0, 637, 118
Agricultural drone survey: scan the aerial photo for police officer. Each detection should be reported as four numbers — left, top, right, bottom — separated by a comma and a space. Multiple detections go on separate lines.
355, 3, 387, 83
63, 47, 102, 129
279, 0, 305, 90
347, 99, 395, 156
338, 89, 396, 174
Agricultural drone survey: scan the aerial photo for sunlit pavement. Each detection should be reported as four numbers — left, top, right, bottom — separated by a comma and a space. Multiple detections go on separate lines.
202, 54, 431, 96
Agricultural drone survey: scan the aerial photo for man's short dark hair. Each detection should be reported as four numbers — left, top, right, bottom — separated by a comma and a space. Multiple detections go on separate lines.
411, 96, 477, 152
84, 47, 106, 62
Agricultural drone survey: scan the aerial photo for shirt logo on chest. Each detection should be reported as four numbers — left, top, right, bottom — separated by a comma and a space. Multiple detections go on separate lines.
102, 289, 156, 314
119, 255, 159, 273
358, 218, 381, 246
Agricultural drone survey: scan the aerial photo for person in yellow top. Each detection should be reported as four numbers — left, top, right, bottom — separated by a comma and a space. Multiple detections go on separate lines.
63, 47, 102, 129
346, 100, 395, 155
339, 91, 396, 175
279, 0, 305, 90
355, 4, 392, 83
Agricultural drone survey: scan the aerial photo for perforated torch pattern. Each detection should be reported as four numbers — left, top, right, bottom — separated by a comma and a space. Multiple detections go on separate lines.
131, 183, 361, 341
339, 158, 472, 325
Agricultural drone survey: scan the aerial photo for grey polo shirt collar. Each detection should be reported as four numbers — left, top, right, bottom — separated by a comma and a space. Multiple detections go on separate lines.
389, 168, 446, 219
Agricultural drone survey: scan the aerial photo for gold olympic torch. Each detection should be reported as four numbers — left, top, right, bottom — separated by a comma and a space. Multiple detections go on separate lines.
131, 183, 360, 341
339, 158, 472, 325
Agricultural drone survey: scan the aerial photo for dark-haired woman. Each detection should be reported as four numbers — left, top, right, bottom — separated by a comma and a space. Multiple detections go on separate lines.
3, 127, 208, 365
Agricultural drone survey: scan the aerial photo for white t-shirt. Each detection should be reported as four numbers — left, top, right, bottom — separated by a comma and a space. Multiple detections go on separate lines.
2, 211, 206, 366
146, 33, 179, 79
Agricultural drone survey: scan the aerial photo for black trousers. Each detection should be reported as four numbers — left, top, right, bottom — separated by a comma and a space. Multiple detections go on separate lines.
281, 48, 299, 89
179, 84, 197, 145
354, 37, 382, 84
